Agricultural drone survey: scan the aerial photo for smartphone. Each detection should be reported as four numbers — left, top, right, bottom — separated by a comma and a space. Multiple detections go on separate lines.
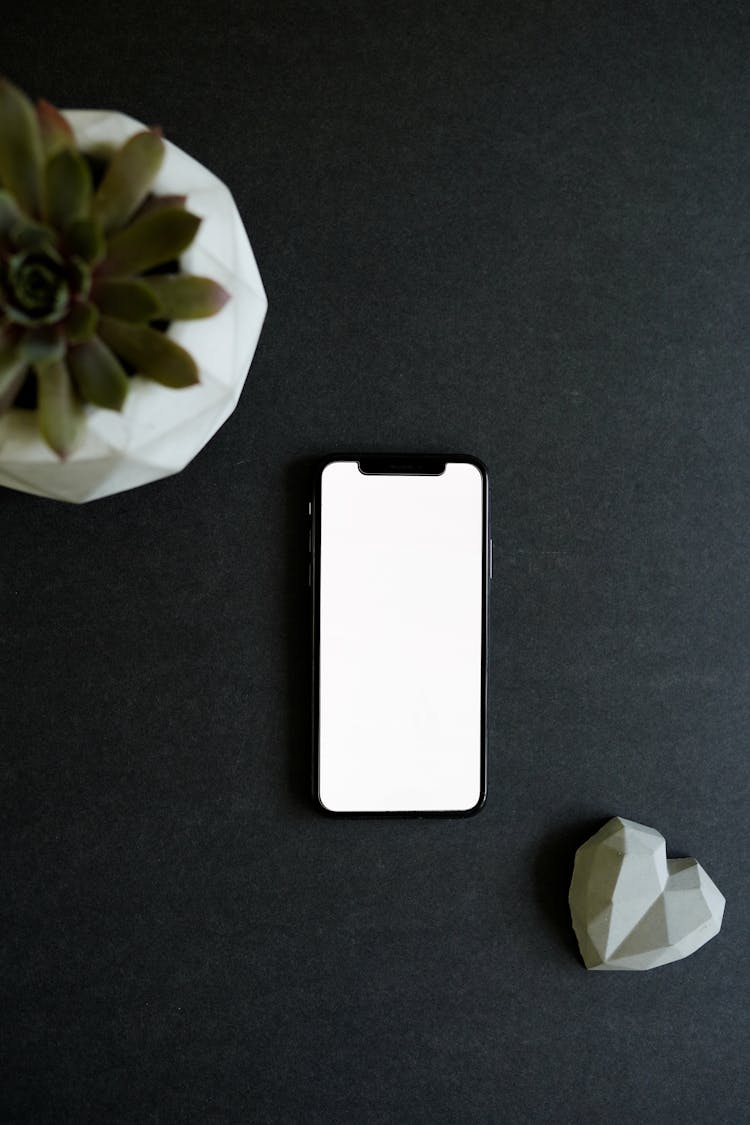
311, 454, 489, 815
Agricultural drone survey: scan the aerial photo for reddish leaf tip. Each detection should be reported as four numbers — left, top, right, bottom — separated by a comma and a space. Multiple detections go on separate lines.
36, 97, 74, 137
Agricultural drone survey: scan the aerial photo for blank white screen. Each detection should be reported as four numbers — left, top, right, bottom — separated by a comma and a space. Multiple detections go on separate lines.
318, 461, 484, 812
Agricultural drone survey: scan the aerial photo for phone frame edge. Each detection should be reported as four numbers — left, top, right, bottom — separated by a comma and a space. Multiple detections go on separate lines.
310, 451, 490, 818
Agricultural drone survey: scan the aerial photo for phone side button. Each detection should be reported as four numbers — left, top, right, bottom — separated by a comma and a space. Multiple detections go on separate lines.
308, 562, 312, 587
490, 538, 493, 580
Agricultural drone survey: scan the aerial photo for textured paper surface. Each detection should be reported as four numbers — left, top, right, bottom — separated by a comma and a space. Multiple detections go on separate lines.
1, 2, 748, 1122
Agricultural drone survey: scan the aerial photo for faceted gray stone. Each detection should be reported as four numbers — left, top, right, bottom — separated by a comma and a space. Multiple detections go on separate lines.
569, 816, 725, 971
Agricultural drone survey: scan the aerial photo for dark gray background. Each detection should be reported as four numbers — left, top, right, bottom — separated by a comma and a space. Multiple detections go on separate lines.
2, 2, 748, 1122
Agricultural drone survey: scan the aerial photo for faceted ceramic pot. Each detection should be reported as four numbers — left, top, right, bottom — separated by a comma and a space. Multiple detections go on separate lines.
0, 109, 267, 503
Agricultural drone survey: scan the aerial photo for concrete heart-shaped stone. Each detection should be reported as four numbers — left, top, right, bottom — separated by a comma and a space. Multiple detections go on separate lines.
569, 816, 725, 971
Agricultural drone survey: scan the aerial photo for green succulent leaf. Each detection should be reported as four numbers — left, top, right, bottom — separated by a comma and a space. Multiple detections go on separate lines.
133, 192, 187, 220
98, 316, 199, 388
0, 188, 22, 237
68, 334, 129, 410
35, 356, 84, 457
36, 99, 74, 157
0, 363, 28, 414
91, 130, 165, 232
66, 301, 99, 343
142, 275, 230, 320
0, 334, 29, 413
5, 250, 70, 325
18, 325, 65, 364
93, 279, 161, 322
98, 208, 201, 278
44, 147, 92, 231
10, 218, 59, 254
65, 217, 105, 265
67, 256, 92, 299
0, 77, 44, 216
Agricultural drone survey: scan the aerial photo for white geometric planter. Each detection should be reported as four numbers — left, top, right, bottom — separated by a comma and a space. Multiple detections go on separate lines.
0, 109, 267, 503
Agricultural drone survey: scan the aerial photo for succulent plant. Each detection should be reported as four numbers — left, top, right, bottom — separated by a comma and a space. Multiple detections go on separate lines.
0, 77, 230, 457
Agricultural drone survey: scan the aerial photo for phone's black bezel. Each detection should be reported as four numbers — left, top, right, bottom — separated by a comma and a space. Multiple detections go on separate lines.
310, 452, 490, 818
